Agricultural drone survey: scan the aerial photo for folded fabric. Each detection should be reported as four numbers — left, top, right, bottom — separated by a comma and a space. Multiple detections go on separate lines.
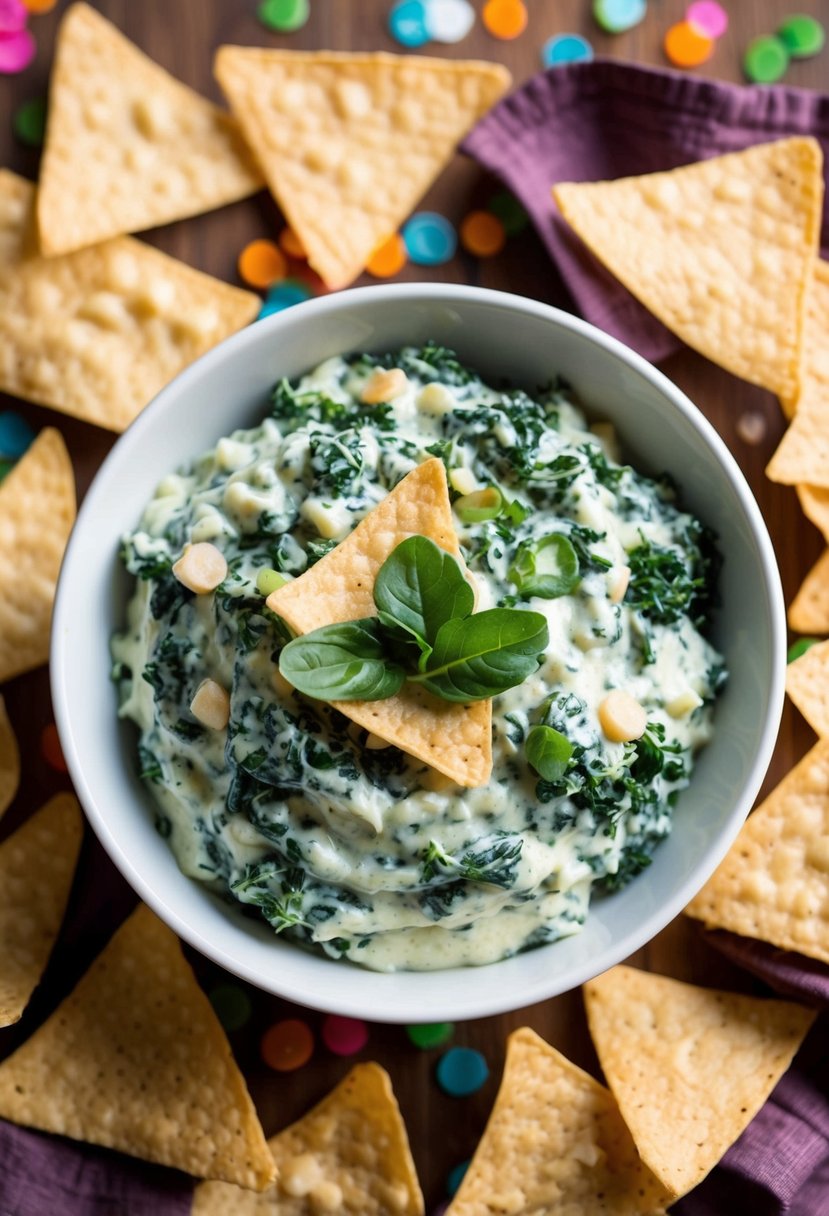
707, 928, 829, 1010
462, 60, 829, 364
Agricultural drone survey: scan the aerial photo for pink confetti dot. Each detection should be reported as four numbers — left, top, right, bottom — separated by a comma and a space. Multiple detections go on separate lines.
686, 1, 728, 40
0, 0, 26, 34
0, 26, 35, 73
322, 1014, 369, 1056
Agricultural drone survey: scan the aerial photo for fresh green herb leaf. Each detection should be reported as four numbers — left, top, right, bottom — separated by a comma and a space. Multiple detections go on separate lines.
279, 619, 406, 701
373, 535, 473, 659
411, 609, 548, 702
508, 534, 580, 599
525, 725, 574, 781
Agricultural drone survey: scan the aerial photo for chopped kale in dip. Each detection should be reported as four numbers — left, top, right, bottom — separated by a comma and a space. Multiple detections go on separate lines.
112, 345, 726, 972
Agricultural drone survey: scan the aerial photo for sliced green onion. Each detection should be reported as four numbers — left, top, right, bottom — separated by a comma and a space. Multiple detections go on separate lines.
525, 725, 574, 781
508, 534, 580, 599
454, 486, 504, 524
256, 567, 288, 596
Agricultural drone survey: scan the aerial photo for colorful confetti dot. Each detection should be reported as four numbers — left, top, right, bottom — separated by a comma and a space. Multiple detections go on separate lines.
13, 95, 45, 146
788, 637, 820, 663
436, 1046, 489, 1096
407, 1021, 455, 1049
460, 210, 506, 257
0, 0, 26, 34
261, 1018, 314, 1071
0, 459, 14, 484
257, 0, 310, 33
257, 277, 312, 319
0, 27, 35, 74
447, 1160, 470, 1197
389, 0, 431, 47
593, 0, 647, 35
403, 212, 457, 265
209, 984, 252, 1032
482, 0, 527, 41
278, 226, 307, 259
366, 232, 408, 278
686, 1, 728, 40
238, 239, 287, 290
735, 410, 767, 445
21, 0, 55, 11
40, 723, 68, 773
542, 32, 594, 67
0, 411, 34, 459
778, 14, 825, 58
425, 0, 475, 43
664, 20, 714, 67
487, 190, 529, 236
322, 1014, 369, 1056
743, 34, 789, 82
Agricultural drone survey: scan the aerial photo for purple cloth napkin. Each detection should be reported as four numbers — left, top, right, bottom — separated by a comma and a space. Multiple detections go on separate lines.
707, 929, 829, 1010
462, 60, 829, 364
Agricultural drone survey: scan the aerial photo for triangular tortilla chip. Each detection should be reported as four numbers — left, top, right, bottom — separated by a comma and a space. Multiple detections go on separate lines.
0, 904, 275, 1189
193, 1062, 424, 1215
797, 484, 829, 542
0, 793, 82, 1027
686, 738, 829, 963
553, 138, 823, 399
767, 258, 829, 482
789, 548, 829, 634
0, 694, 19, 819
786, 638, 829, 735
583, 966, 815, 1198
0, 427, 76, 683
214, 48, 511, 288
37, 3, 263, 256
267, 459, 492, 787
0, 171, 259, 432
447, 1027, 670, 1216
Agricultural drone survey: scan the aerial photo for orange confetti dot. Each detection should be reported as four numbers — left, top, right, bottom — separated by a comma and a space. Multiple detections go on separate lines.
460, 211, 506, 258
279, 227, 307, 259
482, 0, 528, 41
664, 20, 715, 67
237, 239, 287, 290
41, 723, 68, 773
21, 0, 57, 11
261, 1018, 314, 1071
366, 233, 408, 279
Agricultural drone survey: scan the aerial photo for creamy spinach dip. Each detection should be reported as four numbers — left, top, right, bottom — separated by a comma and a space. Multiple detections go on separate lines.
112, 345, 726, 972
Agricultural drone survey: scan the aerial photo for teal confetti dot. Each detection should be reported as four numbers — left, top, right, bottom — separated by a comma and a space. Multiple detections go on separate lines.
403, 212, 457, 265
258, 277, 312, 318
407, 1021, 455, 1049
447, 1160, 470, 1197
743, 35, 789, 82
209, 983, 252, 1032
13, 97, 46, 148
257, 0, 310, 33
778, 14, 825, 58
436, 1046, 489, 1096
542, 33, 594, 68
788, 637, 821, 663
593, 0, 647, 35
0, 411, 34, 460
487, 190, 529, 236
389, 0, 431, 47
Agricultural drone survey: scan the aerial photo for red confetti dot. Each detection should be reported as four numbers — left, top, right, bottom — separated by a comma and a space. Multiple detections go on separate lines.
322, 1014, 369, 1056
261, 1018, 314, 1071
41, 722, 68, 773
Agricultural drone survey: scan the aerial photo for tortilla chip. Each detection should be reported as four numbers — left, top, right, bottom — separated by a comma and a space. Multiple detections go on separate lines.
584, 966, 815, 1198
786, 637, 829, 735
37, 3, 263, 256
685, 738, 829, 965
767, 258, 829, 482
0, 171, 259, 431
447, 1027, 670, 1216
0, 427, 76, 684
193, 1062, 424, 1216
267, 459, 492, 787
0, 793, 83, 1027
553, 138, 823, 399
0, 904, 275, 1188
0, 694, 20, 819
797, 484, 829, 542
214, 48, 511, 289
789, 548, 829, 634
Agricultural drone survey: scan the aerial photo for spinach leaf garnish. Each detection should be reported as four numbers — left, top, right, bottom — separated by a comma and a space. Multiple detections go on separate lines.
279, 619, 406, 702
525, 724, 574, 781
373, 535, 474, 662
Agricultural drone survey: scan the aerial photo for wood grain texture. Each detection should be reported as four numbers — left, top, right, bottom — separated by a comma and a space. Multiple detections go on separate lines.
1, 0, 827, 1206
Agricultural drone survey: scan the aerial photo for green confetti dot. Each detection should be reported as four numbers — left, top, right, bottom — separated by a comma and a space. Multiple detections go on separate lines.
788, 637, 821, 663
778, 14, 825, 58
743, 35, 789, 83
257, 0, 310, 33
0, 458, 15, 485
406, 1021, 455, 1049
13, 98, 47, 149
487, 190, 529, 237
209, 983, 252, 1032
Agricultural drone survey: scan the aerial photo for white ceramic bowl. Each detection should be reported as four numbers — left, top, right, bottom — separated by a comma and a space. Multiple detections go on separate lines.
52, 284, 785, 1022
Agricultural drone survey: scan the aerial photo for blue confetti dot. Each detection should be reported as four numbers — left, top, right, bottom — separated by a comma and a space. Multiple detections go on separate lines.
541, 33, 595, 68
593, 0, 647, 34
0, 412, 34, 460
389, 0, 431, 47
403, 212, 457, 266
436, 1046, 489, 1096
257, 278, 312, 319
447, 1159, 470, 1196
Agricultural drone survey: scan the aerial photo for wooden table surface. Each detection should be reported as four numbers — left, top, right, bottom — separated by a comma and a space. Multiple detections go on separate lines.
1, 0, 827, 1208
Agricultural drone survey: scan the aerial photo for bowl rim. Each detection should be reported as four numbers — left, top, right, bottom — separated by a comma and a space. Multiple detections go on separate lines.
51, 282, 786, 1020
